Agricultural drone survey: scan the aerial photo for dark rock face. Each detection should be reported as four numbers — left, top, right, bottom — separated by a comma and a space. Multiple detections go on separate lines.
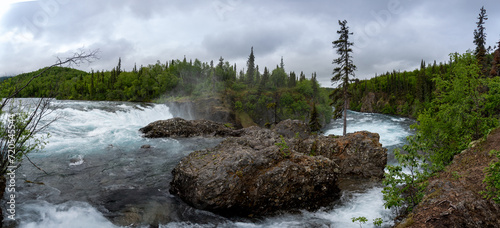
161, 118, 387, 216
139, 118, 241, 138
170, 127, 340, 216
272, 119, 311, 138
295, 131, 387, 179
360, 92, 376, 113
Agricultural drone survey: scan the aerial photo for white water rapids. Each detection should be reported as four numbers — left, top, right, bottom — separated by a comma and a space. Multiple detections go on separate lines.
2, 101, 414, 228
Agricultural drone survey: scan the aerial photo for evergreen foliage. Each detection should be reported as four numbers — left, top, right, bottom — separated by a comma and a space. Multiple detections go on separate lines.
309, 103, 321, 132
331, 20, 356, 136
473, 6, 489, 76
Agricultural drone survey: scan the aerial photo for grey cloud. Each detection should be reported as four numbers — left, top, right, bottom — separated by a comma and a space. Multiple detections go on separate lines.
1, 0, 500, 86
202, 25, 299, 60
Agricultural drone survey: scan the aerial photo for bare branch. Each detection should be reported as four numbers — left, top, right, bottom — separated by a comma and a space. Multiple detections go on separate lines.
24, 154, 48, 175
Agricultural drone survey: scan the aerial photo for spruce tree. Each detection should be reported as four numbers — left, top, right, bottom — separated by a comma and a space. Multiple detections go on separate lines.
288, 71, 296, 88
473, 6, 488, 76
255, 65, 261, 85
246, 47, 255, 85
331, 20, 356, 136
117, 57, 122, 75
416, 60, 426, 102
309, 103, 322, 132
299, 71, 306, 82
311, 72, 319, 101
258, 67, 270, 93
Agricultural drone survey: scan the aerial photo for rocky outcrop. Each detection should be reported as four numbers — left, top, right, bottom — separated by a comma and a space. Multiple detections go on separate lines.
160, 118, 387, 216
295, 131, 387, 179
170, 126, 340, 216
398, 128, 500, 227
360, 92, 376, 113
272, 119, 311, 138
139, 118, 241, 138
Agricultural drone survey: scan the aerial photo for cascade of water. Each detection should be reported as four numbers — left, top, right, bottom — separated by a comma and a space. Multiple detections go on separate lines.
4, 102, 414, 228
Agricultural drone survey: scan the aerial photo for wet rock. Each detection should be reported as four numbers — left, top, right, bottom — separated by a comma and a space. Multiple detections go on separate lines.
139, 118, 242, 138
69, 155, 84, 166
140, 144, 151, 149
100, 188, 172, 227
294, 131, 387, 179
170, 127, 340, 216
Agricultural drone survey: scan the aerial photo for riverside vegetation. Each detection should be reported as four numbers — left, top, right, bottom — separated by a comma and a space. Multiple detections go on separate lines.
376, 6, 500, 227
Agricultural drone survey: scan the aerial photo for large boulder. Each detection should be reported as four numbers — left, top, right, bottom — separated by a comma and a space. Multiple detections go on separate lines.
170, 127, 340, 216
140, 118, 388, 216
139, 118, 241, 138
294, 131, 387, 179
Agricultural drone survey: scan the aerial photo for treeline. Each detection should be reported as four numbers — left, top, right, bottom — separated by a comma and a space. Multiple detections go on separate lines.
349, 49, 499, 118
0, 50, 332, 128
348, 60, 446, 117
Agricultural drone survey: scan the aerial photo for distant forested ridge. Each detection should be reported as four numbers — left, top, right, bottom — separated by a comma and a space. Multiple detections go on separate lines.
0, 52, 332, 127
347, 48, 499, 118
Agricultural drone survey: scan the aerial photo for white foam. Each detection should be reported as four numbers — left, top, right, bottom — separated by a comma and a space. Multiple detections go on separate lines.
324, 111, 413, 147
313, 187, 393, 227
39, 102, 173, 155
69, 155, 84, 166
18, 201, 118, 228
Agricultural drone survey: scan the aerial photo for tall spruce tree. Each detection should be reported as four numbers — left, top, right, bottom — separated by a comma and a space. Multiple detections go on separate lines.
246, 47, 255, 85
331, 20, 356, 136
258, 67, 270, 92
473, 6, 488, 76
309, 103, 322, 132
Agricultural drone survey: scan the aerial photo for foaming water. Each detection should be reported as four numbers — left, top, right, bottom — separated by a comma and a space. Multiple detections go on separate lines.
41, 100, 174, 155
3, 103, 414, 228
324, 111, 414, 148
18, 201, 117, 228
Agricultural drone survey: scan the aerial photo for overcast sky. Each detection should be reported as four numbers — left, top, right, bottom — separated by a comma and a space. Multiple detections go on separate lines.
1, 0, 499, 87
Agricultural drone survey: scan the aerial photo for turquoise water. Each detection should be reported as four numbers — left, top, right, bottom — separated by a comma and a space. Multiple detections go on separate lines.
3, 101, 414, 228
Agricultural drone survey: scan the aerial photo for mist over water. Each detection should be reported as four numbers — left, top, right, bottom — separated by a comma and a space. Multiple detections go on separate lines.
3, 101, 414, 228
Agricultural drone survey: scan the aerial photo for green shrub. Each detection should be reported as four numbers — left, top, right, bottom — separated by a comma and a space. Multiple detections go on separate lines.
482, 149, 500, 204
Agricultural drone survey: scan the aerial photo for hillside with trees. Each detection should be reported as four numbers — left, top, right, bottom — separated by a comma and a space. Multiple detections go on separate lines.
0, 49, 332, 129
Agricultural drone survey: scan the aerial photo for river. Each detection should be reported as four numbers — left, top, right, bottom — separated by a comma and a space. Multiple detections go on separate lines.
2, 100, 414, 228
